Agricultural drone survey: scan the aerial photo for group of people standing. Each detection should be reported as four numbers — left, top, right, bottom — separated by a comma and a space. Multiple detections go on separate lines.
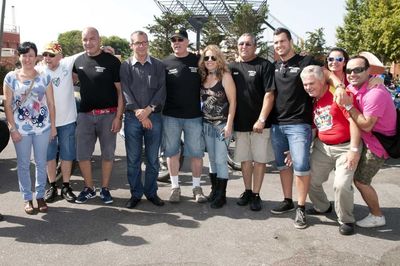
2, 26, 396, 236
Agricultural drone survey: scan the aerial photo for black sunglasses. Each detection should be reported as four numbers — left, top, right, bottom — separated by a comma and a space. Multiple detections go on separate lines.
345, 66, 366, 74
238, 42, 252, 47
42, 52, 56, 58
279, 63, 288, 77
171, 37, 184, 43
204, 56, 217, 62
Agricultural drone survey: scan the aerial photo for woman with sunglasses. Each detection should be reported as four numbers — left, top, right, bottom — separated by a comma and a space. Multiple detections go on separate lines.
325, 47, 350, 87
3, 42, 56, 214
198, 45, 236, 208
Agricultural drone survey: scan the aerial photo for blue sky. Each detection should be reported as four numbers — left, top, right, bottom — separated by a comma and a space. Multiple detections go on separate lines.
3, 0, 346, 52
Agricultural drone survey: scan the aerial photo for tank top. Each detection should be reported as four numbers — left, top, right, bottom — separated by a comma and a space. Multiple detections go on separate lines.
200, 80, 229, 125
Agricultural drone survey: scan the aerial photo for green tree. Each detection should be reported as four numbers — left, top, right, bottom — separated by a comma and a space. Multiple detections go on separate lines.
57, 30, 82, 56
361, 0, 400, 63
201, 16, 225, 48
226, 2, 269, 60
336, 0, 366, 55
102, 35, 130, 60
304, 28, 327, 62
146, 12, 191, 59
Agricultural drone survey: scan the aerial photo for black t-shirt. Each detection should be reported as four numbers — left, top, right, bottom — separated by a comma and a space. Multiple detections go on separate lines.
271, 54, 319, 125
73, 52, 121, 112
162, 53, 202, 119
229, 56, 275, 132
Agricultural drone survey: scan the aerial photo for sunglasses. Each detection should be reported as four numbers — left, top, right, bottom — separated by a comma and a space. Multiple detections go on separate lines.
171, 37, 184, 43
42, 52, 56, 58
279, 63, 288, 78
345, 66, 366, 74
238, 42, 252, 47
204, 56, 217, 62
327, 57, 344, 62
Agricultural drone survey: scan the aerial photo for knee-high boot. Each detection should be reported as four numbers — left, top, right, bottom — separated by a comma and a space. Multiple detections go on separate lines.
207, 173, 218, 202
211, 178, 227, 209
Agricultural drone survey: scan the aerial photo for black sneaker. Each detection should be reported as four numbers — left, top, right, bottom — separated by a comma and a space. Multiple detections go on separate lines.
294, 208, 307, 229
100, 187, 113, 204
75, 187, 96, 204
339, 223, 354, 235
270, 200, 295, 214
61, 186, 77, 203
306, 202, 333, 215
250, 193, 262, 211
44, 186, 58, 203
237, 190, 252, 206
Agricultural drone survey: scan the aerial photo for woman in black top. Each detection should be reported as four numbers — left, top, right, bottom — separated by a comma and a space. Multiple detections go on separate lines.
198, 45, 236, 208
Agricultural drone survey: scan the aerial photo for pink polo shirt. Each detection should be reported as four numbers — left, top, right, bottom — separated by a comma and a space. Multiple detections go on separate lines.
347, 82, 396, 159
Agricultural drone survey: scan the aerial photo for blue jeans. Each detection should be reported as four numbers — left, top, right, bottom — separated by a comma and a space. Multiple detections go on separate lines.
14, 130, 50, 201
203, 122, 230, 179
271, 123, 312, 176
124, 112, 162, 199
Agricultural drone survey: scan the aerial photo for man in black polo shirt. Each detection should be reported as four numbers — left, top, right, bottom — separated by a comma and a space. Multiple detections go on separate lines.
73, 27, 123, 205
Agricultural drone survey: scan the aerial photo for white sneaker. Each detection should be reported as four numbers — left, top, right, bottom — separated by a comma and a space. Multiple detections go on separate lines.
356, 213, 386, 228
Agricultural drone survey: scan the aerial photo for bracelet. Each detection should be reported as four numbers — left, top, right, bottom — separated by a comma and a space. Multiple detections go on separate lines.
350, 147, 359, 152
344, 104, 353, 111
9, 127, 16, 133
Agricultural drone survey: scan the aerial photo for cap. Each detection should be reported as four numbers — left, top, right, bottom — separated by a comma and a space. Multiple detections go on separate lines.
170, 28, 188, 40
43, 42, 62, 55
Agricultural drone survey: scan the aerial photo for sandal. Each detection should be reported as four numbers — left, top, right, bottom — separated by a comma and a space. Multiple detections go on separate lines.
37, 198, 48, 213
24, 200, 34, 215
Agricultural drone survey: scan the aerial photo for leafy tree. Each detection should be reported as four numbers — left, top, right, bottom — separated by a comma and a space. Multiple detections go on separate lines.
57, 30, 83, 56
101, 35, 130, 60
304, 28, 327, 62
146, 12, 191, 59
336, 0, 366, 56
201, 16, 225, 48
361, 0, 400, 63
226, 2, 269, 60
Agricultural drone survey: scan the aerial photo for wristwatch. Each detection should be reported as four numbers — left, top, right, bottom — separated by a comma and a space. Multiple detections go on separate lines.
344, 104, 353, 111
350, 147, 359, 152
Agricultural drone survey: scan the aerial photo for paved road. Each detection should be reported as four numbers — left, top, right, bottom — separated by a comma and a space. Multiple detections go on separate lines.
0, 130, 399, 265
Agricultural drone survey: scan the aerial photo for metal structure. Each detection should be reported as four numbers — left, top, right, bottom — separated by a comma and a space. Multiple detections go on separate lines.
154, 0, 268, 33
153, 0, 302, 53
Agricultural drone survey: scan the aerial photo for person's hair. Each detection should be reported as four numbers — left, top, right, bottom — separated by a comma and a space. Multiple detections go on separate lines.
238, 33, 257, 46
130, 30, 148, 43
325, 47, 349, 72
17, 42, 38, 56
198, 44, 229, 83
300, 65, 325, 81
348, 55, 370, 69
273, 27, 292, 41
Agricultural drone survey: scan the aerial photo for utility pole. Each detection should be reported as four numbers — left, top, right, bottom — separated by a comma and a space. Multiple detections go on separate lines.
0, 0, 6, 61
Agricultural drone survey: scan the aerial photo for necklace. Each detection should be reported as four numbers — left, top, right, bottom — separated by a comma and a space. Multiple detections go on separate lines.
208, 70, 218, 75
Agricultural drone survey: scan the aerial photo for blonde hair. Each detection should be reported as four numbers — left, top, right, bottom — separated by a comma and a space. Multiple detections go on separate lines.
198, 45, 229, 83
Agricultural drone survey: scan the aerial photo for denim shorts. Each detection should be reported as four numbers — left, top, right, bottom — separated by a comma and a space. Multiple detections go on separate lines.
271, 123, 312, 176
162, 115, 204, 158
76, 113, 117, 161
47, 122, 76, 161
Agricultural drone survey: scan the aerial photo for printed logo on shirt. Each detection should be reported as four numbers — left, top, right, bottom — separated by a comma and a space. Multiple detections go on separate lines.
248, 70, 256, 77
314, 105, 332, 131
289, 67, 300, 73
78, 66, 84, 69
189, 66, 198, 73
52, 77, 60, 87
232, 71, 239, 75
95, 66, 106, 73
168, 68, 178, 75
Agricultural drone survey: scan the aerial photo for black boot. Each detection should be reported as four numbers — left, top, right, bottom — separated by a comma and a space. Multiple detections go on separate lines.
207, 173, 218, 202
211, 178, 227, 209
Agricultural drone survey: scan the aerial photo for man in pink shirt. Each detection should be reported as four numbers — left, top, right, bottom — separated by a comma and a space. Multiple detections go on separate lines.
342, 55, 396, 228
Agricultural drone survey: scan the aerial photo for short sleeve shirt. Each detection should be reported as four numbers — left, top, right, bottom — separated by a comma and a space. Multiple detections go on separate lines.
4, 71, 52, 136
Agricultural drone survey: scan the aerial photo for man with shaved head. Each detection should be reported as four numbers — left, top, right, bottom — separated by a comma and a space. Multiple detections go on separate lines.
73, 27, 123, 205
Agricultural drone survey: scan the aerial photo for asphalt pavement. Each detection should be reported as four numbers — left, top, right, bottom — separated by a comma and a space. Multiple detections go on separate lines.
0, 127, 399, 265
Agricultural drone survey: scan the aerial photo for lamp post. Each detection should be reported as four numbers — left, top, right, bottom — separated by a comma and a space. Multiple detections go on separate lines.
188, 15, 208, 53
